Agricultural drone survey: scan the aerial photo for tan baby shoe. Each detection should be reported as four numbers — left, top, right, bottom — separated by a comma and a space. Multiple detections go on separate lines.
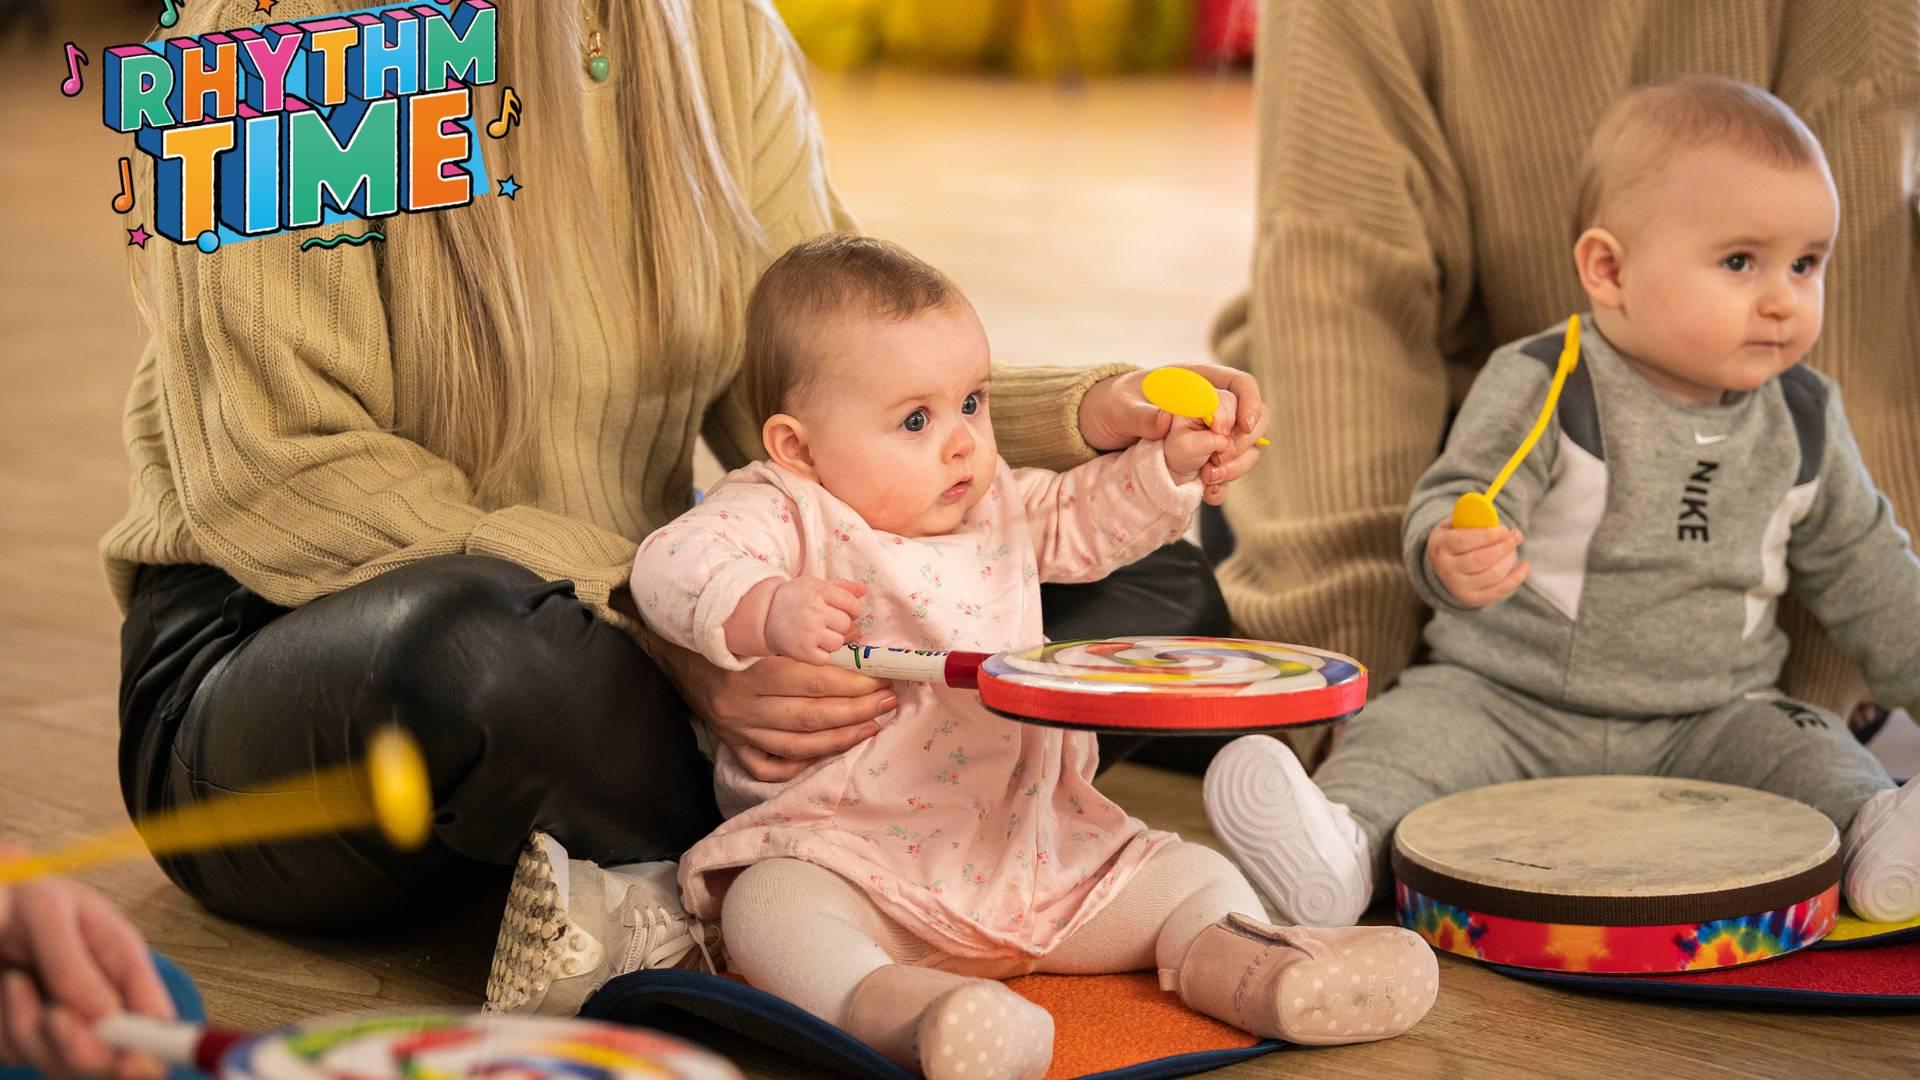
1172, 913, 1438, 1046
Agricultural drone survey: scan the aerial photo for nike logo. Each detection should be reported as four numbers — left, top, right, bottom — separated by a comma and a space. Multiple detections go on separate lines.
1694, 432, 1729, 445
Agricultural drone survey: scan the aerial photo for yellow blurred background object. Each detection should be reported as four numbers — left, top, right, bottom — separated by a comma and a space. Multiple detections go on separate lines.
778, 0, 1196, 77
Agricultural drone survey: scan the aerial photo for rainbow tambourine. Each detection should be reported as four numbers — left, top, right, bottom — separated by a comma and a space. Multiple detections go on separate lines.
125, 1011, 744, 1080
830, 635, 1367, 734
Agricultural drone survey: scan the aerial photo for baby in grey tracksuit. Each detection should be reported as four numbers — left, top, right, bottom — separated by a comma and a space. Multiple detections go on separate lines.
1203, 76, 1920, 929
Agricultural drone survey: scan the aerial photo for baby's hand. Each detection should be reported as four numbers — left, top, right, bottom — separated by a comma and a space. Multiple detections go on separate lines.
765, 577, 866, 664
1163, 389, 1239, 486
1428, 524, 1529, 608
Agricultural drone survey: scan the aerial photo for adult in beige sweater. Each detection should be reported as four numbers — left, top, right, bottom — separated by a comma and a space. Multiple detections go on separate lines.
104, 0, 1266, 973
1211, 1, 1920, 762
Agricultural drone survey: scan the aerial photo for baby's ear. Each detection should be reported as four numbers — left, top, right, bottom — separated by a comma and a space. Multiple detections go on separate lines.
1574, 227, 1627, 309
763, 413, 817, 480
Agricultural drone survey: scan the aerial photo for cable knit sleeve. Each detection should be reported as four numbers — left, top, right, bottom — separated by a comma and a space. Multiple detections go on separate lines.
139, 222, 640, 612
1211, 0, 1472, 686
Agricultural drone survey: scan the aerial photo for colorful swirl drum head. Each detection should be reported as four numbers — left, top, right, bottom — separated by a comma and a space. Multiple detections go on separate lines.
1394, 776, 1841, 974
975, 636, 1366, 733
218, 1011, 742, 1080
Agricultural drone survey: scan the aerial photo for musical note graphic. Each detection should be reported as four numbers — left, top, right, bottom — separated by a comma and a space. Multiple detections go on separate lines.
487, 86, 522, 139
60, 42, 88, 97
113, 158, 135, 214
159, 0, 182, 29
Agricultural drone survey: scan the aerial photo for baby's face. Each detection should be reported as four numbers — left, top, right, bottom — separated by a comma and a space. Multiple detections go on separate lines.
1603, 146, 1837, 404
791, 302, 997, 537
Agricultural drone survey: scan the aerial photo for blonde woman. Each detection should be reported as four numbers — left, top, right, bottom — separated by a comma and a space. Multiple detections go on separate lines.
105, 0, 1267, 1014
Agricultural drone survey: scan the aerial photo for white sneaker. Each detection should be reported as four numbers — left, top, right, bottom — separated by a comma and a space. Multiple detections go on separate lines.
1842, 781, 1920, 922
485, 832, 721, 1016
1204, 734, 1373, 927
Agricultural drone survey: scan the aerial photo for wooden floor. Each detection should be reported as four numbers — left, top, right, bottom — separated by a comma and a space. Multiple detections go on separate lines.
2, 9, 1915, 1078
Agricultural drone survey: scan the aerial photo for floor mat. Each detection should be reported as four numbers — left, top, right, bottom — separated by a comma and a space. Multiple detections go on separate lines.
1492, 938, 1920, 1009
1818, 911, 1920, 949
582, 968, 1286, 1080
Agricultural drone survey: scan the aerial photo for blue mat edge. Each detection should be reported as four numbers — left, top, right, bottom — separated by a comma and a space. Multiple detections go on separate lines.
583, 967, 910, 1080
582, 967, 1287, 1080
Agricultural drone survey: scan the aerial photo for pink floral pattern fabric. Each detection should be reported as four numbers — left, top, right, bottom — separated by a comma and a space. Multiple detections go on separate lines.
632, 440, 1200, 959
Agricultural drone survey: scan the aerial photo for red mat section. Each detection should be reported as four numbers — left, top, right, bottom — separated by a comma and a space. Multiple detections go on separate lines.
1495, 941, 1920, 1008
1660, 942, 1920, 994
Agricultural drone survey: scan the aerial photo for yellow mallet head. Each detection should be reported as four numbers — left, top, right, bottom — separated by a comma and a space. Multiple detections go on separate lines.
367, 728, 432, 851
1140, 368, 1271, 446
1451, 491, 1500, 529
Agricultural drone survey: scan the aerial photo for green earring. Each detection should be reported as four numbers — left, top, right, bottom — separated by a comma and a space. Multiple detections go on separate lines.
587, 30, 609, 82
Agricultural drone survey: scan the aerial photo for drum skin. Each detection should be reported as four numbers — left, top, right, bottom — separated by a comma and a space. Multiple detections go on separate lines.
977, 636, 1368, 733
1393, 776, 1841, 974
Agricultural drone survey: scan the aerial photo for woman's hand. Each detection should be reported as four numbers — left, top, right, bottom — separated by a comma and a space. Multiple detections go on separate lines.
0, 850, 173, 1080
1079, 364, 1270, 504
648, 636, 897, 783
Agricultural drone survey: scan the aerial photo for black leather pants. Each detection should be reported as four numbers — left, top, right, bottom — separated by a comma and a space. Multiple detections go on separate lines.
118, 544, 1229, 931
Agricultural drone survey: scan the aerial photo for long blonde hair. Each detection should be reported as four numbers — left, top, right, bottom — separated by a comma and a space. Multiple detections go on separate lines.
394, 0, 767, 493
138, 0, 769, 495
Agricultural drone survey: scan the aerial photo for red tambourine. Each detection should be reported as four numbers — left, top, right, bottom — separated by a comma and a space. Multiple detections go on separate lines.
828, 635, 1367, 734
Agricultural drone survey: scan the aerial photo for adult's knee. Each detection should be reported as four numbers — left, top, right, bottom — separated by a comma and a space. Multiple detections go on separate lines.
1042, 540, 1231, 641
351, 555, 604, 727
251, 554, 632, 786
1140, 541, 1232, 637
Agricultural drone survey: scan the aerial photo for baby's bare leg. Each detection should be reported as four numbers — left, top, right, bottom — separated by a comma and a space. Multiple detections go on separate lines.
722, 858, 1051, 1079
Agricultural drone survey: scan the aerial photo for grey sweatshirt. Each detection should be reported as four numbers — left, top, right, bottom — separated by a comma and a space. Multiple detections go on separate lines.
1403, 316, 1920, 719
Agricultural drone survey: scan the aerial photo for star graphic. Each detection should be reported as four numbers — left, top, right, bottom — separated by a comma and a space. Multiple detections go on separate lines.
255, 0, 277, 12
498, 175, 521, 200
126, 224, 150, 248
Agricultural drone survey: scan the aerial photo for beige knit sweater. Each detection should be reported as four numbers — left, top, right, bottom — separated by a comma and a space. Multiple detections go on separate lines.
1212, 0, 1920, 717
101, 0, 1124, 623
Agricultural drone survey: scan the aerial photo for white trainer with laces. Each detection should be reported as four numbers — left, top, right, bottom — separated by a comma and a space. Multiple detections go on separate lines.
486, 832, 721, 1017
1842, 780, 1920, 923
1203, 734, 1374, 928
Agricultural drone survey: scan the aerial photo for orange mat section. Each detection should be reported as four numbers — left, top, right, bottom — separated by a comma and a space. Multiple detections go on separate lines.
1004, 972, 1265, 1080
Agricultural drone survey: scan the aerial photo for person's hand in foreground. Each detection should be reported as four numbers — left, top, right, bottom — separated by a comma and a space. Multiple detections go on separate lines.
0, 846, 173, 1080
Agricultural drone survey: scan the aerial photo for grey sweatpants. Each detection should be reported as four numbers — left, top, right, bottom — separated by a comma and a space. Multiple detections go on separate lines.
1315, 663, 1896, 889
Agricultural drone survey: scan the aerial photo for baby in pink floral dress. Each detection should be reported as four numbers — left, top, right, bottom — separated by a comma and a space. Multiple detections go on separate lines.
631, 235, 1436, 1080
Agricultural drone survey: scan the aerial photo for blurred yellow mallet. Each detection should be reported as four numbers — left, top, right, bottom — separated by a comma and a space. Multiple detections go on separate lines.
0, 728, 431, 886
1451, 315, 1582, 529
1141, 367, 1272, 447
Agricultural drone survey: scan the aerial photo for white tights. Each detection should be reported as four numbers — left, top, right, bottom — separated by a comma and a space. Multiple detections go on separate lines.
718, 841, 1264, 1030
